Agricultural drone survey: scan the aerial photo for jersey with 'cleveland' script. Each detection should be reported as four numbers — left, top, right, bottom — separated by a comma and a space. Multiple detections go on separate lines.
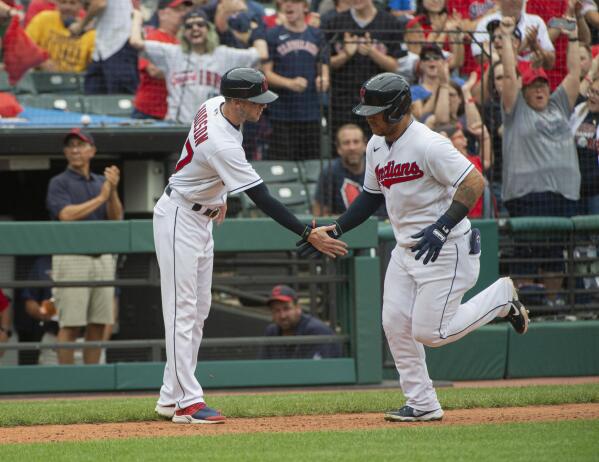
144, 42, 260, 124
168, 96, 263, 206
363, 119, 473, 247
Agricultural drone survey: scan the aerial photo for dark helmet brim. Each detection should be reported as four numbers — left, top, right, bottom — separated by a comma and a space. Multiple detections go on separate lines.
247, 90, 279, 104
352, 102, 391, 117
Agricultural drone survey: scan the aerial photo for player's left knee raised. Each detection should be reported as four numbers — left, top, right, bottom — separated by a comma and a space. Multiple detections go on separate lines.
412, 325, 444, 348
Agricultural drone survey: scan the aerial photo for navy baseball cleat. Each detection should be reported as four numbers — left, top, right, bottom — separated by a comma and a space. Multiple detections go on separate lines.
507, 279, 530, 334
172, 402, 226, 424
384, 406, 444, 422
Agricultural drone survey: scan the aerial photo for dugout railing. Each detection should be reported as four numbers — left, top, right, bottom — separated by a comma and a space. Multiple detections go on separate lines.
0, 218, 382, 393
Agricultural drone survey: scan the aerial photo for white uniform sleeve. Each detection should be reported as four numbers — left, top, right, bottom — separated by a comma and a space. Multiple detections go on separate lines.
423, 136, 474, 188
143, 41, 179, 72
363, 145, 382, 194
218, 46, 260, 73
207, 147, 263, 195
534, 17, 555, 52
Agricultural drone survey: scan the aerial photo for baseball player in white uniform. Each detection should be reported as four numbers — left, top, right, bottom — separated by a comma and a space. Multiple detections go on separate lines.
130, 8, 267, 124
298, 73, 529, 422
153, 68, 346, 424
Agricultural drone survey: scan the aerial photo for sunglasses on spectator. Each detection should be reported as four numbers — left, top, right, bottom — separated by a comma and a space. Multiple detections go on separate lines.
184, 21, 207, 29
421, 54, 443, 61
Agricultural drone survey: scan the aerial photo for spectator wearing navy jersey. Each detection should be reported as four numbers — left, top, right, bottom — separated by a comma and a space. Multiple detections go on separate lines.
314, 124, 387, 217
260, 285, 342, 360
322, 0, 404, 138
263, 0, 329, 160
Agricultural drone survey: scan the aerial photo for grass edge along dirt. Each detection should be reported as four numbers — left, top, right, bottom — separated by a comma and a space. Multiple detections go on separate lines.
2, 420, 599, 462
0, 383, 598, 427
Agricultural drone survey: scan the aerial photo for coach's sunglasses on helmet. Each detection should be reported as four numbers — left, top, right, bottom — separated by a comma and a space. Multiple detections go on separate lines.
184, 20, 207, 29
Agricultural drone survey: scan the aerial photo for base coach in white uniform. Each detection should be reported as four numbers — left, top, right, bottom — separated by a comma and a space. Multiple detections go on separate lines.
153, 68, 346, 424
298, 73, 529, 422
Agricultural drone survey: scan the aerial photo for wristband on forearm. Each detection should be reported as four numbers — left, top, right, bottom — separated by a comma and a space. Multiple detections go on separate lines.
437, 201, 470, 231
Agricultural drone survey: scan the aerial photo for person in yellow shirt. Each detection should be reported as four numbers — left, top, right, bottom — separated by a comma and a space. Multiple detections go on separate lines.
25, 0, 95, 73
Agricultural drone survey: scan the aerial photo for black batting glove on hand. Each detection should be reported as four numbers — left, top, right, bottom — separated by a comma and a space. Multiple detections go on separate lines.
295, 222, 343, 259
410, 218, 452, 265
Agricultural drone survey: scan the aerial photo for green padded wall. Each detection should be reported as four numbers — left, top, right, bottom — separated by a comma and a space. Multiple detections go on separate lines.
507, 321, 599, 378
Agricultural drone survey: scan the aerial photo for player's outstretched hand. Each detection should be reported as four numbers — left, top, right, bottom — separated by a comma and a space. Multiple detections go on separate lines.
307, 224, 348, 258
296, 222, 347, 259
410, 222, 450, 265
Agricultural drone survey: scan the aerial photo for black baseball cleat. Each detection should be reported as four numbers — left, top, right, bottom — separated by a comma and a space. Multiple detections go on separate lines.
384, 405, 444, 422
507, 278, 530, 334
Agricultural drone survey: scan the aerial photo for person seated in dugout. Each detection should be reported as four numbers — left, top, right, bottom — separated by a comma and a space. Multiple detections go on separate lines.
259, 285, 342, 360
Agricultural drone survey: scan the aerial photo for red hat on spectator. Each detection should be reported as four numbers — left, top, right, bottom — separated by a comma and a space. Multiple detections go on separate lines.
64, 128, 95, 145
521, 67, 549, 87
158, 0, 192, 8
267, 285, 298, 305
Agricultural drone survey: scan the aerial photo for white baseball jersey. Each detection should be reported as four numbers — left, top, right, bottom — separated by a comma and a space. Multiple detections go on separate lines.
144, 42, 260, 124
167, 96, 263, 206
363, 119, 474, 247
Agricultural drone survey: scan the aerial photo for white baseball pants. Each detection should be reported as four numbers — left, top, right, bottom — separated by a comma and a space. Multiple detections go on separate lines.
153, 193, 214, 410
382, 232, 513, 411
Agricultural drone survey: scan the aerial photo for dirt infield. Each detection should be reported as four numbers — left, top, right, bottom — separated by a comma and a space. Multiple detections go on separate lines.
1, 403, 598, 444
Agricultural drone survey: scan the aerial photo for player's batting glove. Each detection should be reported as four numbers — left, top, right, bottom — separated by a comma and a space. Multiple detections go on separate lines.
296, 222, 343, 259
410, 219, 451, 265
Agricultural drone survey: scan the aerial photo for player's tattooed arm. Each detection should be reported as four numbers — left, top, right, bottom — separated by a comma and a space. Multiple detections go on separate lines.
453, 168, 484, 211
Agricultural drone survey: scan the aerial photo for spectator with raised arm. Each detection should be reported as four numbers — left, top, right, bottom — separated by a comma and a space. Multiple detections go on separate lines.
500, 15, 581, 304
263, 0, 329, 160
322, 0, 404, 137
473, 0, 555, 75
129, 7, 266, 124
132, 0, 193, 120
25, 0, 95, 73
73, 0, 139, 94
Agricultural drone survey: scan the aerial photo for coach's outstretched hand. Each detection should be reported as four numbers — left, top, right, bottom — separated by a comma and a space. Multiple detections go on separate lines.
410, 221, 450, 265
297, 223, 347, 258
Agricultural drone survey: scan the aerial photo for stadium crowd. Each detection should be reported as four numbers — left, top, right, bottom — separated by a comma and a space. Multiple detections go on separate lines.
0, 0, 597, 217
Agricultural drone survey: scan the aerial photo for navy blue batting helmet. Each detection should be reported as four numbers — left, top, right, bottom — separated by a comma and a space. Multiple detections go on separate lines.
220, 68, 278, 104
353, 73, 411, 123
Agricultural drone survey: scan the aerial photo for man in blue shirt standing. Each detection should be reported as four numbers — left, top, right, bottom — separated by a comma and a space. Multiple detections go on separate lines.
46, 128, 123, 365
263, 0, 329, 160
260, 285, 342, 359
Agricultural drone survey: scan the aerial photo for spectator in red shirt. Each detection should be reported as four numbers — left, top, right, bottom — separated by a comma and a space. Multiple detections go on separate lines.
132, 0, 193, 120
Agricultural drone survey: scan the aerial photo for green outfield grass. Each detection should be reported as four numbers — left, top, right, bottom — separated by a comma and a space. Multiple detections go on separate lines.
0, 383, 598, 427
2, 420, 598, 462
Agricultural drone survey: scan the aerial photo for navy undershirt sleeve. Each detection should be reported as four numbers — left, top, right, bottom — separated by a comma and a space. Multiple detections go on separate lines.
336, 190, 384, 234
244, 183, 306, 236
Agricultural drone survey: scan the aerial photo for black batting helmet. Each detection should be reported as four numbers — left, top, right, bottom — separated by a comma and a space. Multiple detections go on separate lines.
220, 67, 278, 104
352, 73, 411, 123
